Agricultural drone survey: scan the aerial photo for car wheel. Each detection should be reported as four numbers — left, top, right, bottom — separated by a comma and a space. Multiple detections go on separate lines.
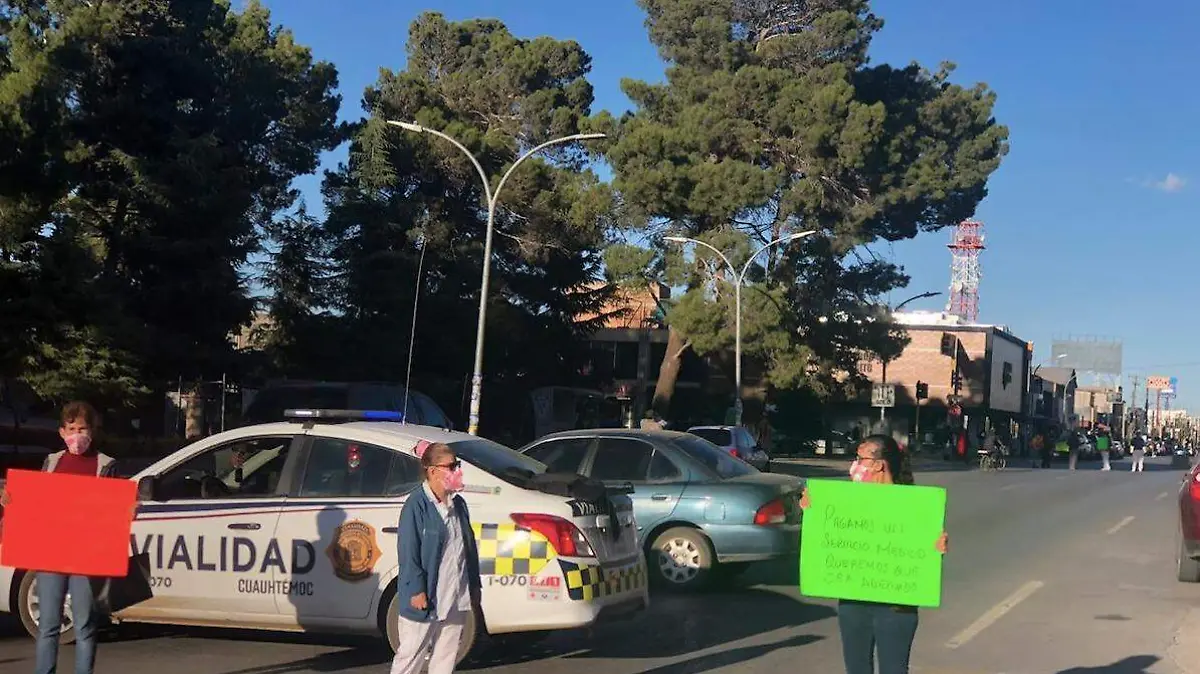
383, 589, 478, 664
649, 527, 713, 591
1178, 535, 1200, 583
18, 572, 76, 644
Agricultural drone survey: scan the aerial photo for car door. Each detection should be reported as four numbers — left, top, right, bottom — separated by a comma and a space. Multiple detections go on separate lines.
584, 437, 685, 544
126, 434, 299, 618
273, 434, 423, 623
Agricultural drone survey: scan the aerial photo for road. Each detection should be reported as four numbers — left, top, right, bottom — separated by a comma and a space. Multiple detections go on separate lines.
0, 455, 1197, 674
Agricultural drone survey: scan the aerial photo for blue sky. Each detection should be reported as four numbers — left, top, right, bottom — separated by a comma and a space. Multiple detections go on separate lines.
259, 0, 1200, 407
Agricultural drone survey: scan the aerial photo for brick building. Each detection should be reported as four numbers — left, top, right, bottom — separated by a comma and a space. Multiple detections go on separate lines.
833, 311, 1032, 453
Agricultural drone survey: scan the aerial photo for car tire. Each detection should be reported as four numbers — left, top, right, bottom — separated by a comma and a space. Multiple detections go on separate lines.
1178, 535, 1200, 583
17, 572, 76, 645
648, 527, 714, 592
383, 588, 478, 664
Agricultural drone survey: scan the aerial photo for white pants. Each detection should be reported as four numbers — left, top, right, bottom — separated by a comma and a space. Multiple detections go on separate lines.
1101, 451, 1111, 470
1131, 450, 1145, 472
390, 610, 468, 674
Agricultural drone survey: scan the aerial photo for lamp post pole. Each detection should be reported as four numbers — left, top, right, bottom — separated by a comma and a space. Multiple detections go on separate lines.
665, 231, 816, 427
388, 121, 604, 435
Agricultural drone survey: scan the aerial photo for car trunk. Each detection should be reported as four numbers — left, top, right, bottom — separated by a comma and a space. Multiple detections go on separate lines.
720, 472, 805, 524
513, 472, 640, 564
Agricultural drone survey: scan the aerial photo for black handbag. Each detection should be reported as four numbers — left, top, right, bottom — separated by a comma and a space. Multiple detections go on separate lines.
90, 552, 153, 615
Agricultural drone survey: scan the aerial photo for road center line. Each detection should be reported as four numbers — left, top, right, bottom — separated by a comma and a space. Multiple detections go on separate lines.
1107, 516, 1135, 535
945, 580, 1044, 649
1157, 491, 1170, 501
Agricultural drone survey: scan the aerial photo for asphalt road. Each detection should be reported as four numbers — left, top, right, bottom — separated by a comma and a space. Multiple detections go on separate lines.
0, 455, 1197, 674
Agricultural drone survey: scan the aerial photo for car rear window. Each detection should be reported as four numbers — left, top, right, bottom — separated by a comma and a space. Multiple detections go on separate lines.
689, 428, 732, 446
671, 436, 756, 479
450, 437, 547, 486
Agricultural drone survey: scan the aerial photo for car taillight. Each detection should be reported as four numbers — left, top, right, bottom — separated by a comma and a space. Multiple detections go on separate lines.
510, 513, 595, 557
754, 498, 787, 525
727, 446, 740, 458
1189, 472, 1200, 502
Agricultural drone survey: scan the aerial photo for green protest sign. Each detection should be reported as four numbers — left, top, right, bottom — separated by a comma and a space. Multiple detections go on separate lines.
799, 479, 947, 607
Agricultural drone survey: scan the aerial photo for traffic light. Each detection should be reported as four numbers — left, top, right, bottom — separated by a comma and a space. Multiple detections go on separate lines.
940, 333, 956, 357
916, 381, 929, 400
951, 369, 963, 392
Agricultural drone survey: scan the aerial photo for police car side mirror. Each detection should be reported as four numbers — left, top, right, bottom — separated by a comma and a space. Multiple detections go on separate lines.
136, 475, 159, 502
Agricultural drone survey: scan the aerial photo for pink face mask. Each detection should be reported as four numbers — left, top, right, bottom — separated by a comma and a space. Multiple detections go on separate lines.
849, 460, 872, 483
65, 433, 92, 456
443, 466, 465, 493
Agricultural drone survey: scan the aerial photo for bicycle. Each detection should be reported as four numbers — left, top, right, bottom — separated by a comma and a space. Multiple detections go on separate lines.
978, 448, 1007, 471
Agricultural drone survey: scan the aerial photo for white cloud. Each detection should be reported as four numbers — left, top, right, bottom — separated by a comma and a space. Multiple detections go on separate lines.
1138, 172, 1188, 193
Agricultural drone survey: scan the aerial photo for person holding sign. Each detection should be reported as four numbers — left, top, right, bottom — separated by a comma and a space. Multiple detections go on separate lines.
800, 435, 948, 674
0, 401, 116, 674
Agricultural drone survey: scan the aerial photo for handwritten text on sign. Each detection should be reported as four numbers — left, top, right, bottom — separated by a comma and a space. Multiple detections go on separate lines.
799, 479, 946, 607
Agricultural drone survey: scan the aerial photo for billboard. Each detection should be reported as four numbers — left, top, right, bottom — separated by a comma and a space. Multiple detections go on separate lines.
988, 336, 1025, 414
1051, 339, 1122, 375
1147, 376, 1171, 390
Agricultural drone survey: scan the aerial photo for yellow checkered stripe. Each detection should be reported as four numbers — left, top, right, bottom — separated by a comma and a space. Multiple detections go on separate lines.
559, 559, 646, 601
471, 522, 557, 576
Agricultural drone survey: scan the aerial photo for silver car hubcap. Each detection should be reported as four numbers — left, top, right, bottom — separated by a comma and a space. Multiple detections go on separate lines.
27, 577, 74, 633
658, 537, 701, 584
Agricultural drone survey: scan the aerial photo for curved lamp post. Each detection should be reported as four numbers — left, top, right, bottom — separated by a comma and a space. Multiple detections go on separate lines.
665, 230, 817, 426
388, 120, 605, 435
878, 291, 942, 423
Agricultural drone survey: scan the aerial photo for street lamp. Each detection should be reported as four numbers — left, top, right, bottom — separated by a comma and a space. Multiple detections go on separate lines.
665, 230, 817, 426
879, 291, 942, 422
388, 120, 605, 435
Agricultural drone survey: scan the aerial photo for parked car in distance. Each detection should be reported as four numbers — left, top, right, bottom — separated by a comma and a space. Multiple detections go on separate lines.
1177, 460, 1200, 582
685, 426, 770, 472
518, 429, 802, 592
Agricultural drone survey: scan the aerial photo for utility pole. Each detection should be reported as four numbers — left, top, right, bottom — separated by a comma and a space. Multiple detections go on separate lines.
1129, 375, 1141, 433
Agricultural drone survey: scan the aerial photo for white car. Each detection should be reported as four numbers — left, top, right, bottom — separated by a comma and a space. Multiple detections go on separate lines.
0, 410, 648, 662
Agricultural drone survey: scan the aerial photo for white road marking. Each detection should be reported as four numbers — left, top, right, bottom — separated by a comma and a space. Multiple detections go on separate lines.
945, 580, 1044, 649
999, 483, 1023, 491
1107, 516, 1136, 535
1157, 491, 1170, 501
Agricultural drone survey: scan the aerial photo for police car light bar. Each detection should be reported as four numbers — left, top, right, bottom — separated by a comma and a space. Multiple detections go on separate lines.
283, 409, 405, 422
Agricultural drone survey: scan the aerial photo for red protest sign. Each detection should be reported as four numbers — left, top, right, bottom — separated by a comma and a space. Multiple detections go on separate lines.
0, 469, 136, 577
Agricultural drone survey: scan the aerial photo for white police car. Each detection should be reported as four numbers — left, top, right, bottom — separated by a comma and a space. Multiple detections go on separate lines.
0, 410, 648, 661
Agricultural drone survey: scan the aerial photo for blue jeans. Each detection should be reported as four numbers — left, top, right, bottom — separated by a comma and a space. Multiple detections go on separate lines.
35, 572, 98, 674
837, 600, 919, 674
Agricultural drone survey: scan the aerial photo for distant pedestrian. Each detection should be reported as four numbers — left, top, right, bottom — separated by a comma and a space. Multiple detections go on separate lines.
1097, 430, 1112, 471
1032, 430, 1049, 469
800, 435, 948, 674
1067, 431, 1081, 471
1131, 434, 1147, 472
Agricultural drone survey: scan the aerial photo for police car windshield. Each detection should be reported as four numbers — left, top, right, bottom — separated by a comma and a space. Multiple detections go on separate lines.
450, 437, 546, 484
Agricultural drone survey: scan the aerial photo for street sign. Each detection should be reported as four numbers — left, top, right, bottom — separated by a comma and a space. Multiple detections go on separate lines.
872, 383, 896, 408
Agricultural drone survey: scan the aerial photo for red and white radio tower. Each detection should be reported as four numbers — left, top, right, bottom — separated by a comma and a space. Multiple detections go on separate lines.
946, 219, 985, 322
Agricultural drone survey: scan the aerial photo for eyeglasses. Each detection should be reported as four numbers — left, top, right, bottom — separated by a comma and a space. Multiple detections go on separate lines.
432, 460, 461, 471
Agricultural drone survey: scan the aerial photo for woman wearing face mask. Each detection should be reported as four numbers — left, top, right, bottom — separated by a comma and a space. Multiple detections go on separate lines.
390, 441, 481, 674
0, 401, 116, 674
801, 435, 948, 674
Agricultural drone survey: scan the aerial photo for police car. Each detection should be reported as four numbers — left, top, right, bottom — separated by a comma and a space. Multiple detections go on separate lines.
0, 410, 648, 661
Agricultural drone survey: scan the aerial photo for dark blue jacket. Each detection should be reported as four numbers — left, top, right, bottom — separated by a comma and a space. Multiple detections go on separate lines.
396, 485, 482, 622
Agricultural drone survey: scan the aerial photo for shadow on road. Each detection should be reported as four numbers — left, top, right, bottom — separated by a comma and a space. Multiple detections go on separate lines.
1055, 654, 1159, 673
466, 587, 833, 669
631, 633, 822, 674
